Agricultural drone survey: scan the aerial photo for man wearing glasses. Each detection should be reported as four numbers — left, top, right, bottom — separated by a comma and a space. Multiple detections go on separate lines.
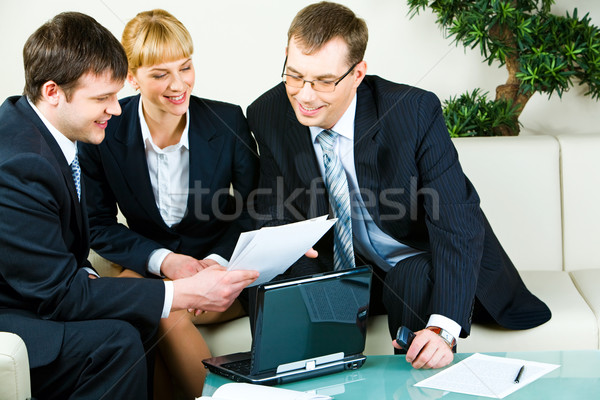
247, 1, 550, 370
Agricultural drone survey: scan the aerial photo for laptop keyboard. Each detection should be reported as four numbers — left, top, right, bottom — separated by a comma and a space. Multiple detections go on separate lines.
222, 358, 252, 375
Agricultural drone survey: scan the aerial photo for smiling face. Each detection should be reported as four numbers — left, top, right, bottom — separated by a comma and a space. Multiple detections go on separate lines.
284, 36, 366, 130
129, 57, 195, 120
50, 71, 123, 144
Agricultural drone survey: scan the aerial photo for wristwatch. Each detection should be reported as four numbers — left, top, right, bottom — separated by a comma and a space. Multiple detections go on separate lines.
426, 326, 456, 348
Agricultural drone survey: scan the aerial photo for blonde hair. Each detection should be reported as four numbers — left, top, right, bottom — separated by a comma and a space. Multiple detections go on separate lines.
122, 9, 193, 73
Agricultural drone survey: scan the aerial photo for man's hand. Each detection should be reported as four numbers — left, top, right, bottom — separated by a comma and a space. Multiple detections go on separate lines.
171, 265, 259, 313
161, 253, 205, 280
392, 328, 453, 369
199, 258, 220, 268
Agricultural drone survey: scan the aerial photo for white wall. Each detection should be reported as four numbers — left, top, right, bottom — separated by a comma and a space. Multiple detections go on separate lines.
1, 0, 598, 135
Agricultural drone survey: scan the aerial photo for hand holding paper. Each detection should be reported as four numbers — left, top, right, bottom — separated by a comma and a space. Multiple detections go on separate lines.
227, 216, 336, 286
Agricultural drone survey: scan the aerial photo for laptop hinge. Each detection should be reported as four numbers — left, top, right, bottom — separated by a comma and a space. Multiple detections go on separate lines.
276, 352, 344, 374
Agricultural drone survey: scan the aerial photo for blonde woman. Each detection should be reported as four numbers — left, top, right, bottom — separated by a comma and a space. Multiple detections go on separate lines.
79, 9, 258, 399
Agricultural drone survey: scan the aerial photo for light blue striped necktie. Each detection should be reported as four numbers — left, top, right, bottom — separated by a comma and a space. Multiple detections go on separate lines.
317, 129, 355, 270
70, 153, 81, 201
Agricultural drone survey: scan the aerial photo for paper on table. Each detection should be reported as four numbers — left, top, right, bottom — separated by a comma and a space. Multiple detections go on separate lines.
196, 382, 332, 400
227, 215, 336, 286
414, 353, 560, 398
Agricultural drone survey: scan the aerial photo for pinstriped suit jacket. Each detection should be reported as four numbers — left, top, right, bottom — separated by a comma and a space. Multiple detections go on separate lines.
247, 76, 550, 336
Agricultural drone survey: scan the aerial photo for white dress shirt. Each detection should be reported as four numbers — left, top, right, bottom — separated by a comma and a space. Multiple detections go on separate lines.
138, 99, 228, 273
308, 94, 461, 340
140, 101, 190, 228
139, 98, 189, 276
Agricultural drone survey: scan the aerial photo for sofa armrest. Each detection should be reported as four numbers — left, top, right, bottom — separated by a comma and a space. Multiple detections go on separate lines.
0, 332, 31, 400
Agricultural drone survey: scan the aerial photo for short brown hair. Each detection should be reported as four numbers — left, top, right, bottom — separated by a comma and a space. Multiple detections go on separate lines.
287, 1, 368, 66
121, 9, 193, 74
23, 12, 128, 103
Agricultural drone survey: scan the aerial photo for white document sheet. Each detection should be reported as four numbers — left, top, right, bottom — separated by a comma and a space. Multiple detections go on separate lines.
197, 382, 332, 400
227, 215, 336, 286
414, 353, 560, 398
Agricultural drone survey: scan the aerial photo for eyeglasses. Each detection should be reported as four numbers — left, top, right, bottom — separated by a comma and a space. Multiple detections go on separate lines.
281, 56, 359, 93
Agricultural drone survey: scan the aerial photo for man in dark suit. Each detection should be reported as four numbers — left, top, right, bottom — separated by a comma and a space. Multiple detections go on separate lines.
0, 12, 257, 399
247, 2, 550, 370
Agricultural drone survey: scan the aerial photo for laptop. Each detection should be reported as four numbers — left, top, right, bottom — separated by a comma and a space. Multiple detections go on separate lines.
202, 266, 372, 385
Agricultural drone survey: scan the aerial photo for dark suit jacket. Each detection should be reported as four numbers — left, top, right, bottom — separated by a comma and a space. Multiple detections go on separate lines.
79, 95, 258, 275
247, 76, 551, 336
0, 96, 165, 368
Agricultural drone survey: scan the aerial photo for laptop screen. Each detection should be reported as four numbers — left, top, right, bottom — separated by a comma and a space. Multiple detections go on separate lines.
251, 267, 372, 374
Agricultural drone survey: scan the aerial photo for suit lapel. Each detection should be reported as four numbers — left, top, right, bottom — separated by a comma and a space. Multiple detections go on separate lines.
79, 179, 91, 253
285, 107, 329, 218
112, 96, 167, 228
353, 81, 382, 226
14, 97, 90, 265
178, 99, 225, 226
15, 97, 85, 233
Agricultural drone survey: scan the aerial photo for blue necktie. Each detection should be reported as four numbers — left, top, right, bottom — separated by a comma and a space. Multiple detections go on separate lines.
317, 129, 355, 270
70, 153, 81, 201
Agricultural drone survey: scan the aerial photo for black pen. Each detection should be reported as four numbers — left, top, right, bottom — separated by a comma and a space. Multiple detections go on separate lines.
514, 365, 525, 384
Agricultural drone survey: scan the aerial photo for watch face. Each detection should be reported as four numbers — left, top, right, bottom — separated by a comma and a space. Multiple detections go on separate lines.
440, 330, 452, 342
428, 326, 455, 347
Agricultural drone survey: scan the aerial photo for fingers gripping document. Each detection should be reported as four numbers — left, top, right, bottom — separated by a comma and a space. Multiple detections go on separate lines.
227, 216, 336, 286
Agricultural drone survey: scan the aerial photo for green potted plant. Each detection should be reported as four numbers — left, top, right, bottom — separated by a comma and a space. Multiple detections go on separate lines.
407, 0, 600, 136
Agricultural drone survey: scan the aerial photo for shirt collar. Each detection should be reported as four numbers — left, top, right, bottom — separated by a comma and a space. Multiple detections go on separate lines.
27, 98, 77, 164
310, 93, 357, 144
138, 97, 190, 151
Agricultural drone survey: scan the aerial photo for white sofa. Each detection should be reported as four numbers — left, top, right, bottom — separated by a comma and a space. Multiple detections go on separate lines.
0, 333, 31, 400
3, 133, 600, 398
197, 134, 600, 356
196, 134, 600, 356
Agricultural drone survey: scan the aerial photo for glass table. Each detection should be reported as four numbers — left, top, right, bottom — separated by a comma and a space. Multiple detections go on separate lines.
202, 350, 600, 399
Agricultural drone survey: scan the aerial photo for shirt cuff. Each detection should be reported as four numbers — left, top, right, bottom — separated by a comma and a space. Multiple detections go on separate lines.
162, 281, 174, 318
427, 314, 461, 342
205, 253, 229, 267
148, 248, 172, 277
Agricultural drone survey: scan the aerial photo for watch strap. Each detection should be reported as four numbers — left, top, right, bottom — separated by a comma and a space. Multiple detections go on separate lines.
426, 326, 456, 348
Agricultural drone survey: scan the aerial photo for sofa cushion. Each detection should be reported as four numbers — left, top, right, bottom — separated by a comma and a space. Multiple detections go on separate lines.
365, 271, 599, 354
458, 271, 597, 352
557, 134, 600, 271
88, 249, 123, 277
0, 332, 31, 400
197, 317, 252, 357
452, 136, 563, 271
364, 315, 394, 355
569, 269, 600, 348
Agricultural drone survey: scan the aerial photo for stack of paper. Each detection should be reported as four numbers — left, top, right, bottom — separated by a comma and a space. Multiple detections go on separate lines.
197, 382, 332, 400
227, 215, 336, 286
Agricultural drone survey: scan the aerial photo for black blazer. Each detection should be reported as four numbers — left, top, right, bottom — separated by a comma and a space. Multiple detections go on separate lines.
0, 96, 164, 368
79, 95, 258, 275
247, 76, 551, 335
